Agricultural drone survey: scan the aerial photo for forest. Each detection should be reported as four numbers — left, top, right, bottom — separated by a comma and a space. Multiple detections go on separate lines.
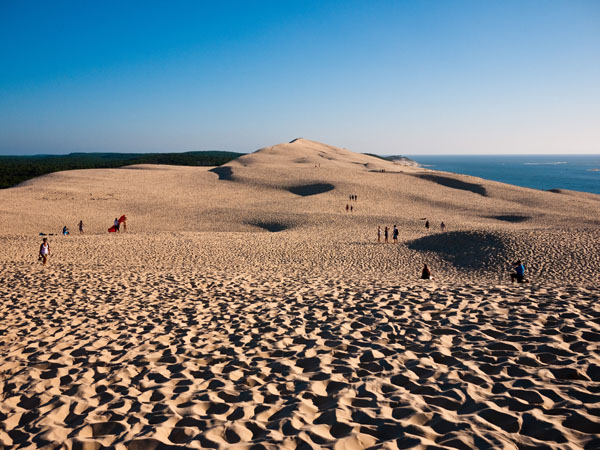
0, 151, 244, 189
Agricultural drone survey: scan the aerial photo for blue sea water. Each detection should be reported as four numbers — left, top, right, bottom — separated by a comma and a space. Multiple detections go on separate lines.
407, 155, 600, 195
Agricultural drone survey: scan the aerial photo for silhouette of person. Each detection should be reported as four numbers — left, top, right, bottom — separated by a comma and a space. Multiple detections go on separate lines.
421, 264, 431, 280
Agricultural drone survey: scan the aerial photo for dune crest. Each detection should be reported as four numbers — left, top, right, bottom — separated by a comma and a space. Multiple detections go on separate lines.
1, 138, 600, 448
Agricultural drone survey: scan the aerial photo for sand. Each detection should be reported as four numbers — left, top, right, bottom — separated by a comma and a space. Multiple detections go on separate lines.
1, 139, 599, 449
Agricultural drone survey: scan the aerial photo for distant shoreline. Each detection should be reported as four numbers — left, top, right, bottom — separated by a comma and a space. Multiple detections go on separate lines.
407, 154, 600, 195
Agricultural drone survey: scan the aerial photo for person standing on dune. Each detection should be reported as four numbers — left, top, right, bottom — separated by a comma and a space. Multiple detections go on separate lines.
39, 238, 50, 265
78, 220, 84, 234
393, 225, 399, 243
384, 226, 389, 243
377, 226, 381, 242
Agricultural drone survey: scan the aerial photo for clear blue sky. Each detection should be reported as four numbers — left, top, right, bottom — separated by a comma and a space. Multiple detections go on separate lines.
0, 1, 598, 155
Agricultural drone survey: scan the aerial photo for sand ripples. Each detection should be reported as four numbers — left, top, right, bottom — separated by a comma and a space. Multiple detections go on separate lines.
1, 268, 599, 449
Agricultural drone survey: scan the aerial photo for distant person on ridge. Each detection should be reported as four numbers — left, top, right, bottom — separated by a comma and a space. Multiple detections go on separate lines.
384, 226, 389, 243
78, 220, 84, 234
377, 226, 381, 243
425, 220, 429, 230
393, 225, 399, 243
421, 264, 432, 280
440, 222, 446, 232
39, 238, 50, 265
510, 260, 527, 283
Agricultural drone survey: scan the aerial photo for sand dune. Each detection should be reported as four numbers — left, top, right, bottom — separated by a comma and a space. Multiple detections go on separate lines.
1, 139, 599, 448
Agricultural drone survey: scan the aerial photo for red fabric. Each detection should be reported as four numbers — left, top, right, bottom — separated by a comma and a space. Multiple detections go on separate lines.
118, 215, 126, 223
108, 226, 117, 233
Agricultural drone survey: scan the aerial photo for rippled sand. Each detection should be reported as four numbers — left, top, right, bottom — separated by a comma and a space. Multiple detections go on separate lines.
1, 139, 599, 449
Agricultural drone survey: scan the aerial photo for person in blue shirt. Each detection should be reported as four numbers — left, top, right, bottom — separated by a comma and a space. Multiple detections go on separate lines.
511, 260, 526, 283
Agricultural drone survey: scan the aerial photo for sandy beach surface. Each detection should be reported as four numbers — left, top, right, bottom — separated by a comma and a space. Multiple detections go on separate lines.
1, 139, 599, 449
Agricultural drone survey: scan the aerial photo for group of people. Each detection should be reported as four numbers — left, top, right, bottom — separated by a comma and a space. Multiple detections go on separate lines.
415, 261, 528, 282
377, 225, 400, 243
424, 219, 446, 232
373, 221, 528, 283
38, 215, 127, 265
62, 220, 84, 236
345, 194, 359, 212
112, 215, 127, 232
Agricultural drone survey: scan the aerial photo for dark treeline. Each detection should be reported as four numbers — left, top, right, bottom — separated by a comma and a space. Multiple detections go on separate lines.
0, 151, 244, 189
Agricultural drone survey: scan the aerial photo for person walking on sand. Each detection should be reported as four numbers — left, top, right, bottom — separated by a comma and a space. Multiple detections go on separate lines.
346, 204, 349, 212
421, 263, 432, 280
39, 238, 50, 265
440, 221, 446, 232
377, 226, 381, 242
78, 220, 84, 234
425, 220, 429, 230
384, 226, 389, 243
114, 218, 120, 232
392, 225, 399, 243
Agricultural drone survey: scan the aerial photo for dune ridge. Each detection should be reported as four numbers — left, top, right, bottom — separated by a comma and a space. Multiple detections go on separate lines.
1, 139, 599, 449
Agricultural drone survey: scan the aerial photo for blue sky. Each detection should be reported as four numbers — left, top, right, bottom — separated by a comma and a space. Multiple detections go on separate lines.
0, 1, 598, 155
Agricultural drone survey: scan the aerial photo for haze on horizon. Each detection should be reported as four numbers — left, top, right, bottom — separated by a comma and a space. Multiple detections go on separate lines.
0, 1, 598, 156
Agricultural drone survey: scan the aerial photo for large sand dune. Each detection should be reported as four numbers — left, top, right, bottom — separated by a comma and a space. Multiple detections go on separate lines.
1, 139, 599, 449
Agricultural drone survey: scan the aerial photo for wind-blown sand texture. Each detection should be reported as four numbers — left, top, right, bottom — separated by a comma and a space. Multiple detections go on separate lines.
1, 139, 599, 449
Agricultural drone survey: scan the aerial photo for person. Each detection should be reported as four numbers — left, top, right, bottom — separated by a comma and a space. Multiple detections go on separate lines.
511, 260, 526, 283
346, 204, 349, 212
425, 220, 430, 230
39, 238, 50, 265
120, 215, 127, 232
62, 226, 69, 236
78, 220, 84, 234
440, 222, 446, 232
350, 205, 353, 212
392, 225, 399, 243
377, 226, 381, 243
384, 226, 389, 243
421, 264, 431, 280
114, 218, 120, 232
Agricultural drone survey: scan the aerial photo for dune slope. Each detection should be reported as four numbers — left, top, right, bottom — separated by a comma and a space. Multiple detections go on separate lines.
1, 139, 599, 449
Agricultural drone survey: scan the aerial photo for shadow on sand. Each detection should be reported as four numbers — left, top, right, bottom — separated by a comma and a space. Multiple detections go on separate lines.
209, 167, 234, 181
407, 231, 507, 270
288, 183, 335, 197
248, 221, 290, 232
413, 174, 487, 196
490, 215, 530, 223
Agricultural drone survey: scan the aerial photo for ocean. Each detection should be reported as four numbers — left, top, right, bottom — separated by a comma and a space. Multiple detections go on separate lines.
407, 154, 600, 195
